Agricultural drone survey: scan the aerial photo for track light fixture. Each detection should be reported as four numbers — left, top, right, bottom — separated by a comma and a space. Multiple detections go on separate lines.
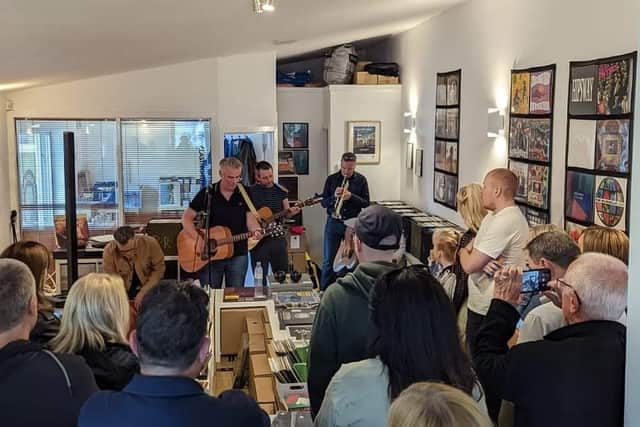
253, 0, 275, 14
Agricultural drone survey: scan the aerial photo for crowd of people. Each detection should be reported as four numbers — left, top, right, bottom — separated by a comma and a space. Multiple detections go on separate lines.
0, 163, 632, 427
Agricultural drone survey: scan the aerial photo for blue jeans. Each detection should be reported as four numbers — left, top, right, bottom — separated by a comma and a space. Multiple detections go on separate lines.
198, 255, 248, 288
321, 217, 346, 291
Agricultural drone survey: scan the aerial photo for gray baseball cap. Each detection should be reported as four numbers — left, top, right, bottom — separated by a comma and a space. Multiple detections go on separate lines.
344, 205, 403, 250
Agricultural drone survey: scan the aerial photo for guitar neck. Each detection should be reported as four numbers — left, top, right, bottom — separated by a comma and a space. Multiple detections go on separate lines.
216, 231, 254, 245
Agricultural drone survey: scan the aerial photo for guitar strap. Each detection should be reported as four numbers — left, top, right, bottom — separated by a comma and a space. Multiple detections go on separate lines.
236, 183, 260, 218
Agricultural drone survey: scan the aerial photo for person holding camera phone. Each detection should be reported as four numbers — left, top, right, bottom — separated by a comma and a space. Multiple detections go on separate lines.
473, 253, 628, 427
517, 231, 580, 344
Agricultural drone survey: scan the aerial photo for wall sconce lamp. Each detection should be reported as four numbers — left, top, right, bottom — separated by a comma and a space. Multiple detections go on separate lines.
487, 108, 505, 138
403, 112, 416, 134
254, 0, 275, 14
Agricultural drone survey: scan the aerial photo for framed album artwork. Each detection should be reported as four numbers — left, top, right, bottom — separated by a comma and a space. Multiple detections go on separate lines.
347, 121, 381, 164
433, 69, 461, 209
564, 51, 636, 234
508, 64, 556, 226
283, 122, 309, 149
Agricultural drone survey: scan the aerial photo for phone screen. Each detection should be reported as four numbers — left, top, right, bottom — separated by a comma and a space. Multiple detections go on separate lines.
521, 268, 551, 293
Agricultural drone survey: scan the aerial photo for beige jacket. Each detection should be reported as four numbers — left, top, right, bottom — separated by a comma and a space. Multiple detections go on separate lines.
102, 235, 166, 298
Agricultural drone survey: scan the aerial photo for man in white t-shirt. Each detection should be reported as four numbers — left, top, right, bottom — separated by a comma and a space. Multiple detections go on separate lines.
517, 231, 580, 344
459, 168, 529, 353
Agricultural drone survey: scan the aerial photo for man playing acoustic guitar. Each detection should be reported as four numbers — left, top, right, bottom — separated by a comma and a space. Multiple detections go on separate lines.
181, 157, 263, 288
248, 161, 301, 286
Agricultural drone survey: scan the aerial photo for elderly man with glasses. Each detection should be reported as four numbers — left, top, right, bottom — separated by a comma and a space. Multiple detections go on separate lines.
473, 252, 628, 427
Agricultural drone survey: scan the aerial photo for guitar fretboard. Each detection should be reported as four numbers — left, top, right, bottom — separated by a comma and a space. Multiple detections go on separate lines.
216, 231, 254, 245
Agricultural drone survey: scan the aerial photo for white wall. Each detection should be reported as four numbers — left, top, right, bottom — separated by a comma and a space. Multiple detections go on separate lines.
3, 52, 278, 231
328, 85, 402, 201
0, 94, 9, 249
393, 0, 640, 227
277, 87, 328, 261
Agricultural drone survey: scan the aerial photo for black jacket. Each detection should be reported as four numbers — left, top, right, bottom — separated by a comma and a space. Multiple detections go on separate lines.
78, 342, 140, 390
0, 340, 98, 427
307, 261, 397, 418
30, 309, 61, 346
320, 171, 370, 220
473, 299, 625, 427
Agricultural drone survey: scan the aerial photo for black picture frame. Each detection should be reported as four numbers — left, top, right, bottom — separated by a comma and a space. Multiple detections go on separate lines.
507, 64, 556, 226
282, 122, 309, 149
434, 69, 461, 210
293, 150, 309, 175
564, 51, 637, 235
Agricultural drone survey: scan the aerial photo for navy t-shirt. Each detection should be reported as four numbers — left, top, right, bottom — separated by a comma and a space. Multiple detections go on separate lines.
189, 182, 250, 256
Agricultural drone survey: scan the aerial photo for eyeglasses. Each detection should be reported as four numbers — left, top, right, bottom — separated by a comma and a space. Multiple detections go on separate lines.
556, 278, 582, 306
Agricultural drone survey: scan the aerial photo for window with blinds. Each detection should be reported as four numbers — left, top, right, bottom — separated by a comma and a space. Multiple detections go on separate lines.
16, 119, 118, 248
15, 118, 211, 249
120, 119, 211, 225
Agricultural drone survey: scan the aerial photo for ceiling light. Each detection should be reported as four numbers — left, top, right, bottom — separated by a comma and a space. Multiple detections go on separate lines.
253, 0, 274, 14
261, 0, 275, 12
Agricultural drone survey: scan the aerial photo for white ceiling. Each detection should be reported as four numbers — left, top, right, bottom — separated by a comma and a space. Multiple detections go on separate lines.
0, 0, 464, 91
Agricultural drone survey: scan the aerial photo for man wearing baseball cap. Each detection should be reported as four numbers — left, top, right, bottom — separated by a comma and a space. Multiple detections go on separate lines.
307, 205, 403, 418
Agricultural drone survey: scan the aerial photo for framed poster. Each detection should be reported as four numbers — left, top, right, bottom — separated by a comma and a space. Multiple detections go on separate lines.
278, 176, 299, 201
282, 123, 309, 149
278, 151, 296, 175
433, 69, 461, 209
415, 148, 424, 177
347, 121, 380, 164
292, 150, 309, 175
508, 64, 556, 225
565, 51, 636, 234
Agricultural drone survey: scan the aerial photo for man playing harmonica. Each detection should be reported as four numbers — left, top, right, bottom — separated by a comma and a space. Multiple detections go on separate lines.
319, 152, 370, 290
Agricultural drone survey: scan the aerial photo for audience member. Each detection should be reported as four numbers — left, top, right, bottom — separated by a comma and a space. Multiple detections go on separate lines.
1, 241, 60, 345
102, 226, 166, 307
517, 231, 580, 343
458, 169, 529, 355
452, 183, 488, 347
308, 205, 403, 418
579, 225, 629, 265
474, 253, 627, 427
0, 259, 97, 427
78, 280, 268, 427
51, 273, 139, 390
315, 265, 486, 427
388, 382, 493, 427
430, 228, 461, 299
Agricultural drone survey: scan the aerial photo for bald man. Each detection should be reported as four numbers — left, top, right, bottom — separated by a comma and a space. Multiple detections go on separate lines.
459, 168, 529, 355
473, 253, 628, 427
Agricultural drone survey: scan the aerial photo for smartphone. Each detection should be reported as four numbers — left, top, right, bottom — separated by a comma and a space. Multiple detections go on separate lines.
521, 268, 551, 293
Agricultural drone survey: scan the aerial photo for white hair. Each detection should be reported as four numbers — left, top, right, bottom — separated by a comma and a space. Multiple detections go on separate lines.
565, 253, 627, 321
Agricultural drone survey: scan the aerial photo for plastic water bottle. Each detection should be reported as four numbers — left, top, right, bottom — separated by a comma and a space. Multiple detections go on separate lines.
254, 262, 264, 297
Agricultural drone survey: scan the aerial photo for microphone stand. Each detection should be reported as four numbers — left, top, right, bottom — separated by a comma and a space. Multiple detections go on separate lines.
204, 183, 215, 290
10, 210, 18, 243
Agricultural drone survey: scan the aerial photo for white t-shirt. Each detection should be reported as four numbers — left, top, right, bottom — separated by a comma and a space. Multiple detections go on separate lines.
518, 300, 565, 344
467, 205, 529, 315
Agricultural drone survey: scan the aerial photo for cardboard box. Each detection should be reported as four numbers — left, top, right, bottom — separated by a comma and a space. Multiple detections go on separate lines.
250, 353, 272, 377
249, 333, 266, 354
378, 75, 400, 84
264, 323, 273, 340
245, 317, 264, 335
212, 370, 234, 396
353, 71, 378, 85
259, 403, 276, 415
254, 376, 276, 403
220, 308, 268, 354
355, 61, 372, 72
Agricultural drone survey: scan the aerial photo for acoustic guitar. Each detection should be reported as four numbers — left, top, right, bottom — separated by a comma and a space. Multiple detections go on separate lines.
177, 223, 284, 273
248, 196, 323, 251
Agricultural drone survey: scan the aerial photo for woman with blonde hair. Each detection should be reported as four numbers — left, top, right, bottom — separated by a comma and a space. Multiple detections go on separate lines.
388, 382, 492, 427
51, 273, 139, 390
452, 184, 488, 347
0, 240, 59, 345
579, 226, 629, 265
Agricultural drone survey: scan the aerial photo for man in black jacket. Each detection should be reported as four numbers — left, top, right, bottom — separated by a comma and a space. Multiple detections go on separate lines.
308, 205, 402, 418
320, 152, 370, 290
473, 252, 627, 427
0, 259, 98, 427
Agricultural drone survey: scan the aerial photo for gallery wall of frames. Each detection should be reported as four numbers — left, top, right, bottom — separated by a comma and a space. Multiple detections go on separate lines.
508, 64, 556, 226
564, 51, 636, 239
433, 69, 461, 209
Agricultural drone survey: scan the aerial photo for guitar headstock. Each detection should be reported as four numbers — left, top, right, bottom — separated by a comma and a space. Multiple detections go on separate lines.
298, 195, 324, 208
264, 223, 285, 238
